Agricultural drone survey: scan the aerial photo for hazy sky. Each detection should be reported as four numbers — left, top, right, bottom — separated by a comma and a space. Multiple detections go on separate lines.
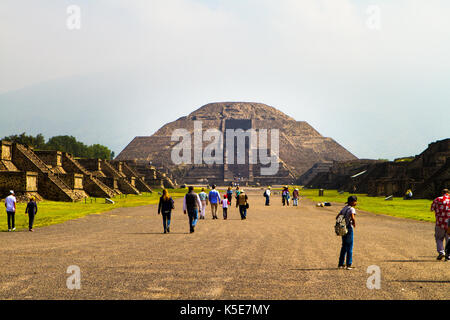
0, 0, 448, 160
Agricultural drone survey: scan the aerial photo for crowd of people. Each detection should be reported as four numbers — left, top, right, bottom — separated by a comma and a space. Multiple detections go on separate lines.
158, 185, 250, 234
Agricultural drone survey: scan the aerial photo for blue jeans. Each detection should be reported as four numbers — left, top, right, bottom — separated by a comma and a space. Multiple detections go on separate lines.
265, 196, 270, 205
188, 208, 198, 228
239, 205, 247, 219
339, 227, 354, 266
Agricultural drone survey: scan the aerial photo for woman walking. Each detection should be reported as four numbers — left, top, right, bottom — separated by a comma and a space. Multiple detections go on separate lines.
25, 196, 38, 232
158, 189, 175, 233
227, 187, 233, 206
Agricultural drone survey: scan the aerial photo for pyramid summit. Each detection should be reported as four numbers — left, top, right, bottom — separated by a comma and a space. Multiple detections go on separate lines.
116, 102, 357, 185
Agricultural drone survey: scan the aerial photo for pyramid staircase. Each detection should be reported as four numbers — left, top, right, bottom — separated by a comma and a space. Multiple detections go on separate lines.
62, 153, 116, 198
14, 144, 84, 202
101, 160, 140, 195
118, 162, 153, 193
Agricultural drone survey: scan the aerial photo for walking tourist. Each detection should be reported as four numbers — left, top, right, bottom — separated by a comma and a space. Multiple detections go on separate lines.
293, 188, 299, 206
282, 186, 290, 206
431, 188, 450, 261
208, 185, 221, 220
158, 189, 175, 233
5, 190, 16, 232
263, 187, 271, 206
337, 195, 357, 270
222, 194, 229, 220
183, 186, 202, 233
236, 190, 249, 220
235, 186, 241, 200
227, 187, 233, 206
198, 188, 208, 219
25, 196, 38, 232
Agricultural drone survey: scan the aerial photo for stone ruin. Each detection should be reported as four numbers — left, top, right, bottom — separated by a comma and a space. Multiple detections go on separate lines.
0, 140, 171, 202
305, 138, 450, 199
116, 102, 357, 186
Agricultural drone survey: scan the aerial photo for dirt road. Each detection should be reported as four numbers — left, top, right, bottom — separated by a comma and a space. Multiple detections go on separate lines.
0, 189, 448, 300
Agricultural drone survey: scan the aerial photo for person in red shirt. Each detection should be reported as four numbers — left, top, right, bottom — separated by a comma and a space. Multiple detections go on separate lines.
430, 188, 450, 261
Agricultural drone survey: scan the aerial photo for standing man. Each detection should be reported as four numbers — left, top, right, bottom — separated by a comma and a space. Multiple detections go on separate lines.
337, 196, 357, 270
198, 188, 208, 220
5, 190, 16, 232
236, 190, 249, 220
431, 188, 450, 261
183, 186, 202, 233
25, 196, 38, 232
208, 185, 221, 220
263, 187, 271, 206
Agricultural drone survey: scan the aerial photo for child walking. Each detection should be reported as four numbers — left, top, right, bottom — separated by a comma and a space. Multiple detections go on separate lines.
337, 196, 357, 270
222, 194, 229, 220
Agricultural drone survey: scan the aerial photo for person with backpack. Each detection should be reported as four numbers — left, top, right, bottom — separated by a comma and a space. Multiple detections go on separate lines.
236, 190, 249, 220
183, 186, 202, 233
25, 196, 38, 232
158, 189, 175, 233
263, 187, 271, 206
208, 185, 221, 220
336, 195, 357, 270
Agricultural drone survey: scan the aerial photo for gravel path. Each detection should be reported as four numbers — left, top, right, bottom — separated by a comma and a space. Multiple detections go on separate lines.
0, 189, 448, 300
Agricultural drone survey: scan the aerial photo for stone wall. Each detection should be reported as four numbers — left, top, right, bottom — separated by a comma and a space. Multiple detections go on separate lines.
34, 150, 66, 174
307, 139, 449, 199
0, 171, 38, 198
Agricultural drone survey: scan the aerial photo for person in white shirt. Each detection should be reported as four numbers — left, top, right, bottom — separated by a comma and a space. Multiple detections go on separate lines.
222, 194, 229, 220
264, 187, 271, 206
5, 190, 17, 231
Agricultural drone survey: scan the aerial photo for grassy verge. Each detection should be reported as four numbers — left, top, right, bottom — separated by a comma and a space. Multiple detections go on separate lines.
300, 189, 434, 222
0, 189, 194, 232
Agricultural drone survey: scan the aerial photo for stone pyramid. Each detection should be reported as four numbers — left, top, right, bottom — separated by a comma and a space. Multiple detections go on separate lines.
116, 102, 357, 185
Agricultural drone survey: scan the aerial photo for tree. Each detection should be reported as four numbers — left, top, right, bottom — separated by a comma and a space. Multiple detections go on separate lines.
3, 132, 46, 149
1, 133, 113, 160
87, 144, 112, 159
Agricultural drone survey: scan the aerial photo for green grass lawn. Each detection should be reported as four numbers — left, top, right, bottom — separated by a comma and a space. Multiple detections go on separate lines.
0, 188, 199, 232
300, 189, 435, 222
